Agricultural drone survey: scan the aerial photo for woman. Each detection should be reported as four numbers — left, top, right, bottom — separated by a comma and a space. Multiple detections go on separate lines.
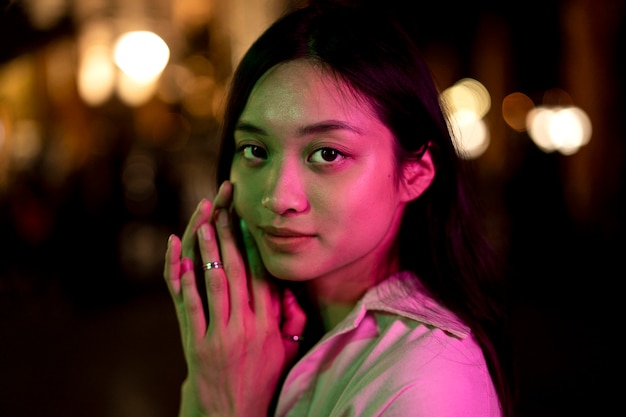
164, 1, 515, 416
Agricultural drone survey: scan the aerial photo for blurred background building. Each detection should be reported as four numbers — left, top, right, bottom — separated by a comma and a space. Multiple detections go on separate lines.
0, 0, 624, 416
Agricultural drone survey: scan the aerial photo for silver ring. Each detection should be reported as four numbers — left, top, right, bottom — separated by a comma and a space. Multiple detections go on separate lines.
282, 334, 303, 342
202, 261, 223, 271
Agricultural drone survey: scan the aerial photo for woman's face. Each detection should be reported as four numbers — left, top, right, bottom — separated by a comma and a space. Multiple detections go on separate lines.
230, 60, 411, 291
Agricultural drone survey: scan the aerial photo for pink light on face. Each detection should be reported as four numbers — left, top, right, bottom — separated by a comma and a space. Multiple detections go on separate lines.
230, 60, 432, 301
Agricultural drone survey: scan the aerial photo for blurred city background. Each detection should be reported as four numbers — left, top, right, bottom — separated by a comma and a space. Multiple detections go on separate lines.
0, 0, 624, 416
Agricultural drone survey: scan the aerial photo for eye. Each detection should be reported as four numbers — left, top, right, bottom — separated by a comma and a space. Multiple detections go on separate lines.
308, 147, 346, 164
239, 144, 268, 161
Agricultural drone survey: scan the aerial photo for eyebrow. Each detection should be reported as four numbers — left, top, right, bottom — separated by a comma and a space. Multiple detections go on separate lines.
235, 120, 363, 137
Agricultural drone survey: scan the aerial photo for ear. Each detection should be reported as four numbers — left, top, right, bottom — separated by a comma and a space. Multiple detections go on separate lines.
399, 145, 435, 203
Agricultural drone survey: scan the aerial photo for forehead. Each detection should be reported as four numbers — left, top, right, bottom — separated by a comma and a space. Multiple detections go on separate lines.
241, 60, 375, 125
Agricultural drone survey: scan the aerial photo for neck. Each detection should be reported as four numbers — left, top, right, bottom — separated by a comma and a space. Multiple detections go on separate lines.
316, 302, 356, 331
305, 255, 400, 332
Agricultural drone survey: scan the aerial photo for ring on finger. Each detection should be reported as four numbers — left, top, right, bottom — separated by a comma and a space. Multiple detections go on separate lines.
203, 261, 224, 271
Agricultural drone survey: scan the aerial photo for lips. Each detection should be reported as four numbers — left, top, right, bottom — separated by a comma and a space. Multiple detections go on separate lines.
258, 225, 316, 252
260, 225, 313, 237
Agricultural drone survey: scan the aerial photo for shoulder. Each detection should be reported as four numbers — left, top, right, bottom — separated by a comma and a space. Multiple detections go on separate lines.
366, 311, 489, 379
349, 313, 501, 416
362, 271, 471, 338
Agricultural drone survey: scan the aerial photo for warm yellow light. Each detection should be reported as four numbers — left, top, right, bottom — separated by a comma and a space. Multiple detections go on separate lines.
441, 78, 491, 119
441, 78, 491, 159
113, 31, 170, 82
526, 107, 558, 152
12, 120, 42, 168
526, 105, 592, 155
0, 119, 5, 150
449, 110, 490, 159
502, 92, 535, 132
548, 106, 592, 155
116, 72, 159, 107
78, 44, 116, 106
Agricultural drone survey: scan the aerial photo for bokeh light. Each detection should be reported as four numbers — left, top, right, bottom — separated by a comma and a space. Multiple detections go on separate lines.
113, 31, 170, 82
113, 31, 170, 106
502, 92, 535, 132
77, 20, 116, 106
11, 119, 42, 169
78, 44, 116, 106
116, 71, 159, 107
441, 78, 491, 159
0, 117, 5, 150
526, 105, 592, 154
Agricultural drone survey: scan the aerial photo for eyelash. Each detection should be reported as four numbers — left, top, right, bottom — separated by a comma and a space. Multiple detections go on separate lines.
236, 144, 348, 165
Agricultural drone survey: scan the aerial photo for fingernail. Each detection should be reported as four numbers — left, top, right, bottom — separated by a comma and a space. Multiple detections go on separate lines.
197, 199, 209, 212
199, 223, 210, 240
181, 257, 193, 274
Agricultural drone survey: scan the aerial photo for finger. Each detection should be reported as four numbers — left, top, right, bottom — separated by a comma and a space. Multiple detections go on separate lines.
181, 199, 212, 260
164, 234, 190, 342
242, 219, 283, 358
197, 222, 229, 331
242, 219, 275, 320
180, 256, 208, 344
280, 288, 307, 362
210, 181, 233, 220
213, 208, 250, 319
164, 234, 182, 296
280, 288, 307, 337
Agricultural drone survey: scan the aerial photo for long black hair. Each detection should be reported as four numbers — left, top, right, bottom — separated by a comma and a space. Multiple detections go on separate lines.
216, 2, 515, 416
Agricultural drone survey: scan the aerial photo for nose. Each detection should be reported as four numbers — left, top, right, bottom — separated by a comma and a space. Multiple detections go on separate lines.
261, 159, 309, 215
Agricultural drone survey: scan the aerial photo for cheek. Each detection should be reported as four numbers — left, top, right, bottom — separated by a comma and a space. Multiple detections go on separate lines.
233, 185, 256, 219
345, 168, 397, 209
337, 174, 400, 230
230, 170, 259, 218
330, 176, 398, 225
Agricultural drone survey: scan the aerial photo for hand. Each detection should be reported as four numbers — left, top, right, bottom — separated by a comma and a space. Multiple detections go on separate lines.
164, 181, 306, 417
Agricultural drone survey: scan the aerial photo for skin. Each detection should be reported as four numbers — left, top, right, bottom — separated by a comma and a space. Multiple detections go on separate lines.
232, 60, 433, 324
163, 59, 434, 417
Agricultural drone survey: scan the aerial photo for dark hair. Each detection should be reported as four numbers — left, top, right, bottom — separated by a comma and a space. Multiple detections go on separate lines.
216, 2, 515, 416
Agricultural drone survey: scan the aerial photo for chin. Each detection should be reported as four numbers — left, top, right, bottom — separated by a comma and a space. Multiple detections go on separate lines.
263, 260, 315, 282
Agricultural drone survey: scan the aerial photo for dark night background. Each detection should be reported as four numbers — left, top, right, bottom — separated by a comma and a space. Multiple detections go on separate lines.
1, 0, 624, 416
